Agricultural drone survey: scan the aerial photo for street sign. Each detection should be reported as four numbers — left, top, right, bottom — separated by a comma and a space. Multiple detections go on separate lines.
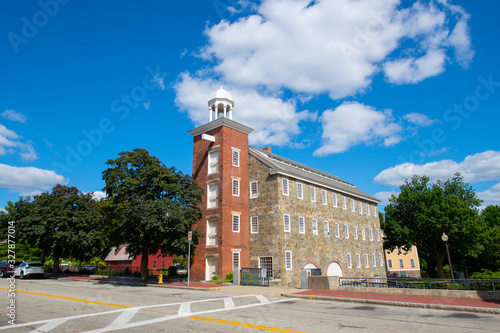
188, 231, 192, 241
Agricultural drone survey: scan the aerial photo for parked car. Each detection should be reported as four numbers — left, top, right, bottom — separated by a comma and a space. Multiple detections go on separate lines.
81, 265, 98, 271
14, 262, 45, 279
0, 260, 23, 278
174, 263, 185, 269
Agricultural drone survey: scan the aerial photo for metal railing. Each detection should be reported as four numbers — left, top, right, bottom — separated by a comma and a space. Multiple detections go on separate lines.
240, 268, 280, 286
339, 277, 500, 292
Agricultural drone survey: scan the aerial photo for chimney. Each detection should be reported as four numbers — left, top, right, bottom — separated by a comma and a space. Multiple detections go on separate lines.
263, 147, 272, 153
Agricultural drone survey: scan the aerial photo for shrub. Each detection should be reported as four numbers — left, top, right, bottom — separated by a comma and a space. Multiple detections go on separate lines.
212, 274, 219, 281
225, 272, 233, 282
168, 266, 178, 277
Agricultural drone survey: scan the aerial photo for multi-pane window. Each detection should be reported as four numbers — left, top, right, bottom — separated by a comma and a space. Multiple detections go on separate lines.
282, 178, 289, 196
233, 251, 240, 269
284, 214, 291, 232
369, 228, 373, 241
232, 178, 240, 196
333, 193, 337, 207
250, 216, 258, 234
310, 187, 316, 202
379, 253, 384, 267
366, 204, 370, 216
364, 254, 369, 268
232, 214, 240, 232
342, 196, 347, 210
312, 219, 318, 235
207, 183, 218, 208
259, 257, 273, 274
376, 229, 380, 241
359, 201, 363, 214
350, 199, 355, 212
297, 183, 303, 199
410, 258, 416, 268
361, 227, 366, 240
353, 226, 358, 239
299, 216, 305, 234
372, 254, 376, 267
322, 190, 327, 205
344, 224, 349, 239
285, 251, 292, 270
232, 148, 240, 167
250, 181, 258, 198
388, 259, 393, 268
335, 223, 340, 238
374, 205, 378, 215
399, 259, 404, 268
208, 149, 219, 174
324, 221, 330, 237
347, 253, 352, 268
207, 220, 218, 246
356, 254, 361, 268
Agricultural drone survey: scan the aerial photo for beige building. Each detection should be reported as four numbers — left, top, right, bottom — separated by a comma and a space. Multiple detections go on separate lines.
385, 245, 421, 278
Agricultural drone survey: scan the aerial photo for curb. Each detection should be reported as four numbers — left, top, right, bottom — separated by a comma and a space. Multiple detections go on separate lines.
281, 293, 500, 314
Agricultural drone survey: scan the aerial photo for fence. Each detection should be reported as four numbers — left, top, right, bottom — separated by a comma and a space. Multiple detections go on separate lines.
338, 277, 500, 292
240, 268, 280, 286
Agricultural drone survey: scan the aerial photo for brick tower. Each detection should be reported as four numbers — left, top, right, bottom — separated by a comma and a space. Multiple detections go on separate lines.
188, 86, 253, 281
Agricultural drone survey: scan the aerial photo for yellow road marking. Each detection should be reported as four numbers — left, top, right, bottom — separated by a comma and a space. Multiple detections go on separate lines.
0, 288, 130, 308
190, 316, 305, 333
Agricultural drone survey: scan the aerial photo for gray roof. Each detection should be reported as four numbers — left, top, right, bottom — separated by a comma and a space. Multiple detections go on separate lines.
248, 146, 380, 203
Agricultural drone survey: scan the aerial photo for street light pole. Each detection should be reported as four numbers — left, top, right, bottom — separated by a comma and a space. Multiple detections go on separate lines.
441, 232, 454, 280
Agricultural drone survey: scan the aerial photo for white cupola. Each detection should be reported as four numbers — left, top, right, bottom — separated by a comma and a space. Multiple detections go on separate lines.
208, 85, 234, 121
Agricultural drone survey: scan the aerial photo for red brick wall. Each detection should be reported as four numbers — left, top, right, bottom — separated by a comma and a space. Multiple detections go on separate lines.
190, 124, 250, 281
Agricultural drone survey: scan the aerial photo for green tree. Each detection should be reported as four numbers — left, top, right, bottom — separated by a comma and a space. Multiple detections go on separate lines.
382, 174, 483, 278
477, 205, 500, 270
102, 148, 203, 283
5, 185, 107, 276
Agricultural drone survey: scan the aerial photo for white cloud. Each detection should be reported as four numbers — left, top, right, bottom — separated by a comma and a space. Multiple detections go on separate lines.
151, 75, 166, 90
374, 150, 500, 187
199, 0, 472, 98
175, 73, 314, 146
91, 191, 107, 201
0, 124, 38, 161
403, 112, 438, 126
1, 109, 27, 124
477, 183, 500, 208
373, 190, 399, 209
0, 163, 68, 196
314, 102, 403, 156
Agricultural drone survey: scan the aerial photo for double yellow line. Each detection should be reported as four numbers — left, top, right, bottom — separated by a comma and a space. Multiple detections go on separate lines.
190, 316, 304, 333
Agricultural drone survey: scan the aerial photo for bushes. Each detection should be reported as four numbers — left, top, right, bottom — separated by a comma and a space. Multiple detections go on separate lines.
212, 274, 219, 281
225, 271, 233, 282
168, 266, 178, 277
470, 269, 500, 279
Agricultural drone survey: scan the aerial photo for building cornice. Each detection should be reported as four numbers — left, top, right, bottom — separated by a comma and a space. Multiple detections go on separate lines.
188, 117, 254, 137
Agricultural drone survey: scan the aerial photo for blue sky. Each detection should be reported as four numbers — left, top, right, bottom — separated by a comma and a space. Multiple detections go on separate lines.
1, 0, 499, 210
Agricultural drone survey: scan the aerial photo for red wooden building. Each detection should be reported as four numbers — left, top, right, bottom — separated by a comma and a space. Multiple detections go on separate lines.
104, 245, 173, 274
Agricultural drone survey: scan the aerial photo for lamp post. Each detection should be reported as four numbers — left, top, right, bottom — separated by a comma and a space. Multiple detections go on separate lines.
441, 232, 454, 280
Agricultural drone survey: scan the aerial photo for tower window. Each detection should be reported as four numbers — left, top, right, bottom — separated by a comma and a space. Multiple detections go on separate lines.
232, 178, 240, 196
207, 183, 218, 209
232, 148, 240, 167
232, 214, 240, 232
208, 149, 219, 175
250, 181, 258, 198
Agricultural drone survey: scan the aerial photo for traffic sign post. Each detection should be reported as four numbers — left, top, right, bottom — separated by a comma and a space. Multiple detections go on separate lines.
187, 231, 192, 286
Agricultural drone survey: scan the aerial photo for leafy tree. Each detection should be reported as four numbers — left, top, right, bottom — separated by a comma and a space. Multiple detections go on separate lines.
382, 174, 483, 278
5, 185, 107, 276
102, 148, 203, 283
477, 205, 500, 270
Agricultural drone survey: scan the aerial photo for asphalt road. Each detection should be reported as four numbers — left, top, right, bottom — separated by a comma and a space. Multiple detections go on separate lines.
1, 278, 499, 332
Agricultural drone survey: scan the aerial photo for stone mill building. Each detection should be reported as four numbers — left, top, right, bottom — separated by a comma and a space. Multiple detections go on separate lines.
188, 86, 385, 287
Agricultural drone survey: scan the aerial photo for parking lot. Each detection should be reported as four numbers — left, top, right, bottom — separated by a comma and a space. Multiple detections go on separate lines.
1, 278, 500, 332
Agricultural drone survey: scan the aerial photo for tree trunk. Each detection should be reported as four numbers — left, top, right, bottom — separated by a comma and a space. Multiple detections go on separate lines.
140, 253, 149, 283
53, 255, 60, 277
436, 254, 444, 278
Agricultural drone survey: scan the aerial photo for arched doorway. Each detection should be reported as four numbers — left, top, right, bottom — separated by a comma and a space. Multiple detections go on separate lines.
326, 262, 343, 277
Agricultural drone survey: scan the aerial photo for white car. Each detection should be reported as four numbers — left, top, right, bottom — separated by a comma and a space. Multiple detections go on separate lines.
14, 262, 45, 279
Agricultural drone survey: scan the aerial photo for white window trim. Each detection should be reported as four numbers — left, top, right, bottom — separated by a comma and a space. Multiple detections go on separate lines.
361, 227, 366, 241
322, 190, 327, 205
347, 253, 352, 268
324, 221, 330, 237
351, 199, 355, 212
285, 251, 292, 270
356, 254, 361, 268
333, 193, 338, 207
232, 250, 240, 270
232, 178, 240, 197
208, 149, 219, 175
250, 216, 258, 234
250, 181, 258, 199
297, 182, 303, 199
344, 224, 349, 239
284, 214, 291, 232
342, 196, 347, 210
335, 222, 340, 238
376, 229, 380, 241
207, 183, 218, 209
310, 186, 316, 202
312, 219, 318, 236
369, 228, 373, 241
232, 214, 240, 233
372, 254, 376, 267
379, 253, 384, 267
232, 147, 240, 167
206, 220, 218, 246
299, 216, 305, 234
353, 226, 358, 240
364, 254, 369, 268
282, 178, 289, 196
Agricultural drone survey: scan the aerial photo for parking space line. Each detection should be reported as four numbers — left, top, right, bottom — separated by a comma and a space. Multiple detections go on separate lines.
190, 316, 304, 333
0, 288, 130, 308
